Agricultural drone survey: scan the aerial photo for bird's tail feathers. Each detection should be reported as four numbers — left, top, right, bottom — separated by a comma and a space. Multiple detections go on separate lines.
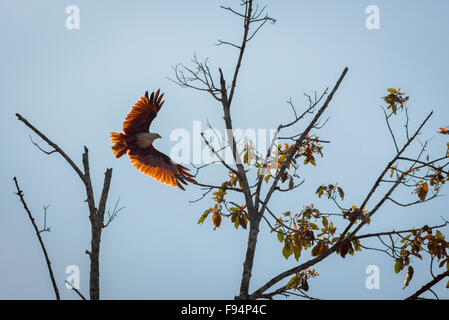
110, 132, 128, 158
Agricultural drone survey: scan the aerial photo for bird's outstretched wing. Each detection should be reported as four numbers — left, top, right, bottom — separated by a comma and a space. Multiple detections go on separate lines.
122, 89, 164, 134
128, 146, 195, 190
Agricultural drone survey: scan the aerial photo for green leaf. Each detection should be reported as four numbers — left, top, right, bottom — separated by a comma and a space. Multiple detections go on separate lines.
387, 88, 397, 94
316, 186, 324, 198
264, 174, 270, 183
279, 154, 286, 162
337, 187, 344, 200
309, 223, 319, 230
352, 239, 361, 251
322, 216, 328, 228
286, 274, 299, 289
243, 151, 249, 164
277, 232, 284, 243
234, 214, 240, 229
293, 244, 302, 261
348, 243, 354, 256
394, 259, 403, 274
400, 234, 411, 243
282, 243, 293, 259
311, 243, 323, 257
198, 208, 212, 225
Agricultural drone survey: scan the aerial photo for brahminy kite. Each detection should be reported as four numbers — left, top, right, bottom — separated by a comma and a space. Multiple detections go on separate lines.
110, 90, 195, 190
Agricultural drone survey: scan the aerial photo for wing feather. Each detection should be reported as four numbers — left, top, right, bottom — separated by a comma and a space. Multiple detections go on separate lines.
128, 146, 195, 190
122, 90, 165, 134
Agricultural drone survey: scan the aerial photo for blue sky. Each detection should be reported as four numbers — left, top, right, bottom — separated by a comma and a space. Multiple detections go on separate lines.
1, 0, 448, 299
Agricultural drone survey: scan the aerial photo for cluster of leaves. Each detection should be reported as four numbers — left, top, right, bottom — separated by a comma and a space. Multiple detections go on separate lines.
315, 184, 366, 258
381, 92, 449, 290
241, 137, 323, 184
342, 205, 370, 224
199, 136, 326, 232
389, 165, 431, 202
285, 269, 319, 292
384, 92, 448, 203
197, 173, 248, 230
297, 137, 324, 166
316, 182, 370, 224
230, 203, 248, 230
315, 184, 365, 257
316, 183, 344, 200
272, 205, 337, 261
241, 140, 259, 165
383, 88, 409, 114
428, 169, 448, 193
198, 206, 221, 230
414, 180, 430, 202
383, 89, 441, 203
390, 164, 447, 203
395, 225, 449, 289
335, 236, 362, 259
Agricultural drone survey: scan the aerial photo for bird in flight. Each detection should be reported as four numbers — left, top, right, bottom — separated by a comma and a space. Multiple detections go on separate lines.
110, 89, 195, 190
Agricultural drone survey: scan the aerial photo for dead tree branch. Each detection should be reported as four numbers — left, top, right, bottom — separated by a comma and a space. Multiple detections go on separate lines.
65, 280, 87, 300
405, 270, 449, 300
16, 113, 114, 300
13, 177, 60, 300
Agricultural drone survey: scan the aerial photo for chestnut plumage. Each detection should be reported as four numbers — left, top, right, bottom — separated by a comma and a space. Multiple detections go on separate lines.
110, 89, 195, 190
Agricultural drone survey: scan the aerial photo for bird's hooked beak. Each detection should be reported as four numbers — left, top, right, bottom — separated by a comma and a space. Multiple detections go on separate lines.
157, 134, 162, 139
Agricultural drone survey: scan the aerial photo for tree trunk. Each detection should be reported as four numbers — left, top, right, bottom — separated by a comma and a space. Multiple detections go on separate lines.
237, 214, 261, 299
89, 225, 102, 300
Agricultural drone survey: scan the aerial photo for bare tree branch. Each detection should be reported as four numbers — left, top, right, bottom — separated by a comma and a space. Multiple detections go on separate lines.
405, 270, 449, 300
355, 222, 448, 241
16, 113, 85, 182
65, 280, 87, 300
13, 177, 60, 300
16, 114, 114, 300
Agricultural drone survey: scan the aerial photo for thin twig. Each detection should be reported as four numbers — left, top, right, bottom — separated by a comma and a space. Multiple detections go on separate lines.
16, 113, 85, 182
13, 177, 60, 300
65, 280, 87, 300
